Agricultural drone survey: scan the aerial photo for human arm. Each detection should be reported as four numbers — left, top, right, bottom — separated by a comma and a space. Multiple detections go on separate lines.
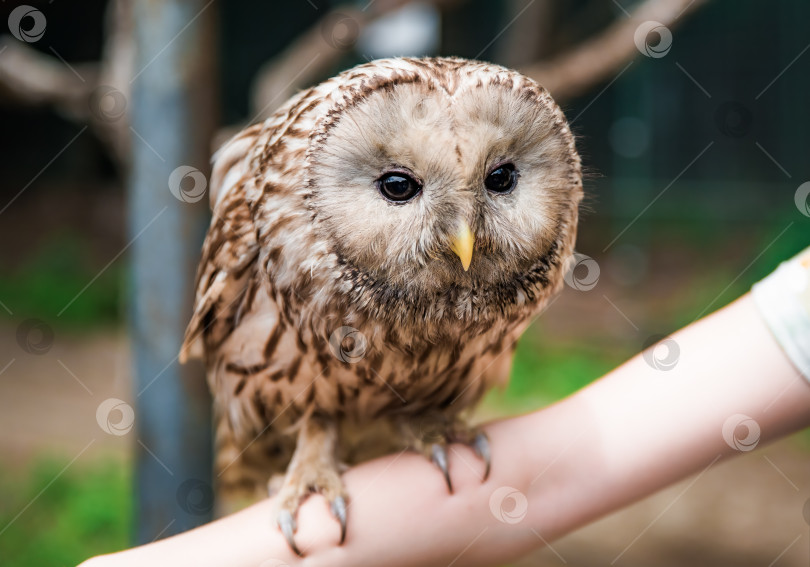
80, 292, 810, 567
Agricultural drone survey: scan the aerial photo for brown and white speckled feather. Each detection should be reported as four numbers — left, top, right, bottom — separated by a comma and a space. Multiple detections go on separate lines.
181, 57, 582, 505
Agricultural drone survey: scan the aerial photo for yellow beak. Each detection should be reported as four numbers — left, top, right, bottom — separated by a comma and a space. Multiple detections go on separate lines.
450, 220, 475, 271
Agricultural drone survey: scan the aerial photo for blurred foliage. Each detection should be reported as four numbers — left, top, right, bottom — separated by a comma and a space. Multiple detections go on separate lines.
485, 212, 809, 411
0, 232, 122, 327
0, 458, 130, 566
484, 335, 622, 413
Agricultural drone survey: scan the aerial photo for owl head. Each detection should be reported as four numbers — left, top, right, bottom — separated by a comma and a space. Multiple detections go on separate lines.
299, 58, 582, 334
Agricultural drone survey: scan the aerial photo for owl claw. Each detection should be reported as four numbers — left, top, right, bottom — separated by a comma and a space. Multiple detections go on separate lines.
431, 443, 453, 493
402, 417, 490, 492
272, 416, 347, 555
277, 510, 303, 557
330, 495, 348, 544
473, 432, 491, 481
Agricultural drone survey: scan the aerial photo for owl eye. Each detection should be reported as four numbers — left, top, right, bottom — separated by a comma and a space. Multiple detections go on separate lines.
485, 163, 517, 193
377, 172, 422, 203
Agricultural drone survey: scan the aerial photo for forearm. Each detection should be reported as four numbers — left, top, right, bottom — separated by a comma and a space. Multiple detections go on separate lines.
522, 293, 810, 537
83, 294, 810, 567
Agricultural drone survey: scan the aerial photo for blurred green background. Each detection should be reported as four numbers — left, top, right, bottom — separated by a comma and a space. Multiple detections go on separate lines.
1, 0, 809, 565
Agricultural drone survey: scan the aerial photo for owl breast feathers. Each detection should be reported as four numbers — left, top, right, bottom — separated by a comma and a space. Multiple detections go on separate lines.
180, 57, 581, 527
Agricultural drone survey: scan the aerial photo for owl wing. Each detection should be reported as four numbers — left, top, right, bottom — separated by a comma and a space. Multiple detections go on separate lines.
180, 124, 266, 364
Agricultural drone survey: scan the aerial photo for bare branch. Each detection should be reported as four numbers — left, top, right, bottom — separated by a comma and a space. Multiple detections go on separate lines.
522, 0, 709, 101
249, 0, 463, 121
0, 36, 97, 117
0, 0, 134, 169
94, 0, 135, 169
0, 0, 708, 169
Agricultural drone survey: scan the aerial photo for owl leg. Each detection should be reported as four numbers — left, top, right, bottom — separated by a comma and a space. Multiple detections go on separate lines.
273, 414, 347, 556
399, 415, 491, 493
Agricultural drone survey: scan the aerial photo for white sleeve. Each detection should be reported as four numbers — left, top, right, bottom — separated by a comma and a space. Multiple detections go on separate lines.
752, 246, 810, 380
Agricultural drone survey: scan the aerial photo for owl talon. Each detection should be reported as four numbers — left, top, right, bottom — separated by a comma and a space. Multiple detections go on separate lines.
277, 509, 303, 557
272, 416, 346, 555
473, 432, 491, 481
330, 495, 348, 544
431, 443, 453, 493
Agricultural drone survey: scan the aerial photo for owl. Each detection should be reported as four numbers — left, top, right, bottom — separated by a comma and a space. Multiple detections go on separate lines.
180, 56, 582, 555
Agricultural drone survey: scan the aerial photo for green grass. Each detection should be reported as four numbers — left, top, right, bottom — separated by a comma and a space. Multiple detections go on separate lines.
0, 458, 131, 567
0, 233, 122, 327
483, 335, 625, 414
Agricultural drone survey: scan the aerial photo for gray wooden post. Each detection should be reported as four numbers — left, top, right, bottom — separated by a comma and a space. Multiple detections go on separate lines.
128, 0, 216, 544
